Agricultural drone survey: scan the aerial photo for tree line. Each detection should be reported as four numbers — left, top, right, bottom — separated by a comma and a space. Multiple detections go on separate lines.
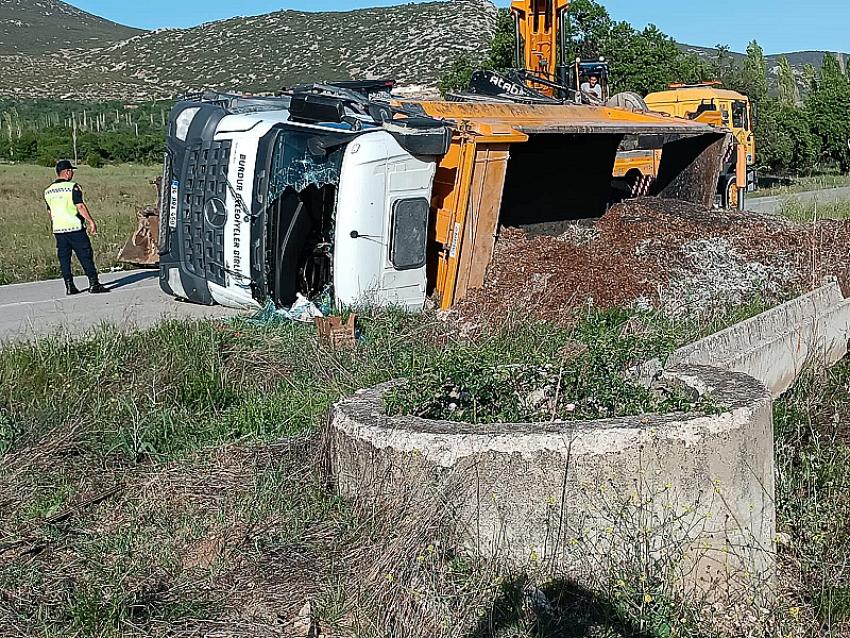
0, 99, 170, 167
440, 0, 850, 176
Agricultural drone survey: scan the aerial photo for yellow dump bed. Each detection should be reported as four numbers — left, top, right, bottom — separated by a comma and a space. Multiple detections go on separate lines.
397, 100, 729, 308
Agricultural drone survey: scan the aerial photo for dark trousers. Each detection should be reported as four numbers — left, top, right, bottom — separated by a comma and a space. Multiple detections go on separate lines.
55, 229, 97, 280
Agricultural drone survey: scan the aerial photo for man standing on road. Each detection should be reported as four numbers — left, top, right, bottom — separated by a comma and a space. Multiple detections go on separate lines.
44, 160, 110, 295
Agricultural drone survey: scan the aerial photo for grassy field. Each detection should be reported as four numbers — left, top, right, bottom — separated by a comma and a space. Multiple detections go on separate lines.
752, 174, 850, 199
779, 199, 850, 222
0, 163, 160, 285
0, 305, 845, 637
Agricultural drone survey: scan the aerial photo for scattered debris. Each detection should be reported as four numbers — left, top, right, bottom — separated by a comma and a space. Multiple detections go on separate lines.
660, 238, 796, 318
279, 600, 320, 638
247, 296, 326, 326
315, 315, 357, 349
117, 177, 162, 267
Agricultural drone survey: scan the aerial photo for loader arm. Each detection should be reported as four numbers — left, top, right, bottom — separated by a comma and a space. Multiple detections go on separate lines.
511, 0, 570, 95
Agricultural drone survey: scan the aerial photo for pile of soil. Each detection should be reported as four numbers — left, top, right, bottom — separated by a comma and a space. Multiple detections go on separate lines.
458, 198, 850, 325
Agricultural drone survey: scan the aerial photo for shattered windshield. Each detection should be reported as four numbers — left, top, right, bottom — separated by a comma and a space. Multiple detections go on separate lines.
268, 128, 345, 198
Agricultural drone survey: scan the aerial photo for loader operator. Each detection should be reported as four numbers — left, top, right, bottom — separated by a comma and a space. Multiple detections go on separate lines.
580, 74, 603, 102
44, 160, 110, 295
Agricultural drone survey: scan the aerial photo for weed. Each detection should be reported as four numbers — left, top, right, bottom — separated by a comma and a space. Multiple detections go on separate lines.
386, 308, 715, 423
779, 199, 850, 223
773, 361, 850, 636
1, 305, 846, 637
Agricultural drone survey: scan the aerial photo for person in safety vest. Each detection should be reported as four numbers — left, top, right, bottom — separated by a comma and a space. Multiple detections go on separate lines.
44, 160, 110, 295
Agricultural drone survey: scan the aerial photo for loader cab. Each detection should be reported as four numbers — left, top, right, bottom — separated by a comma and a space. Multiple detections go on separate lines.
570, 60, 610, 104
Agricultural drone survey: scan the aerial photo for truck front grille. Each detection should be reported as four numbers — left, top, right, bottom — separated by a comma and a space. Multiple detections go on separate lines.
182, 141, 232, 286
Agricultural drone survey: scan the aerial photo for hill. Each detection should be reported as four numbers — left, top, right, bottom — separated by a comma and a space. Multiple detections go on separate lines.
0, 0, 497, 100
0, 0, 845, 102
0, 0, 143, 55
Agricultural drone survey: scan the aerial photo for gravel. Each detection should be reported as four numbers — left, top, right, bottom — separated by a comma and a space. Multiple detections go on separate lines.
457, 197, 850, 325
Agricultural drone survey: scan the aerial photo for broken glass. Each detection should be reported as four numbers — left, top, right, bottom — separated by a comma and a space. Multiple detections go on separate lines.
268, 130, 344, 198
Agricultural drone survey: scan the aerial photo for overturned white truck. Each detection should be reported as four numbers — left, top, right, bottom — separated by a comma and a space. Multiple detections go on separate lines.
156, 88, 727, 311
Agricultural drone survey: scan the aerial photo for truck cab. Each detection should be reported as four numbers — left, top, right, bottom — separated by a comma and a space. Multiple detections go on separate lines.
644, 83, 757, 208
157, 91, 448, 311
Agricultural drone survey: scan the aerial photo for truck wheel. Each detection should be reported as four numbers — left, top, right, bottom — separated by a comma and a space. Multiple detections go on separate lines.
723, 177, 739, 210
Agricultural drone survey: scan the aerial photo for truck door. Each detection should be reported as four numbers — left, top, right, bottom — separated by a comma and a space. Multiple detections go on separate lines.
334, 131, 436, 311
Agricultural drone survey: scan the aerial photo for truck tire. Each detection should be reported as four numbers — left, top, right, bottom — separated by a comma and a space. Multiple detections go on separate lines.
722, 176, 739, 211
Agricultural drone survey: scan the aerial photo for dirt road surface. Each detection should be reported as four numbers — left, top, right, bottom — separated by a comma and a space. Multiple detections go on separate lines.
0, 270, 244, 343
748, 186, 850, 215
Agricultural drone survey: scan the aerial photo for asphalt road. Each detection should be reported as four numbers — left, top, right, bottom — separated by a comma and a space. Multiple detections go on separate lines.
747, 186, 850, 215
0, 270, 245, 343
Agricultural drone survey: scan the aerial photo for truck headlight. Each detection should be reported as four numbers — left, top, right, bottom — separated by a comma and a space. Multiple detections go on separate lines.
174, 107, 200, 141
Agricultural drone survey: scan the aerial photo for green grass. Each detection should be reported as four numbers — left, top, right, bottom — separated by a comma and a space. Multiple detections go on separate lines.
0, 308, 706, 637
386, 308, 715, 423
0, 163, 159, 285
778, 198, 850, 222
752, 174, 850, 199
0, 304, 845, 637
774, 362, 850, 636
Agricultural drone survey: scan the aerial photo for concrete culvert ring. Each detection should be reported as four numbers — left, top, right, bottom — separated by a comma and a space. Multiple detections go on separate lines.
325, 364, 776, 602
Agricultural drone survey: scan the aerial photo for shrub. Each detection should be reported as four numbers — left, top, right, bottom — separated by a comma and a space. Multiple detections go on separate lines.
86, 152, 104, 168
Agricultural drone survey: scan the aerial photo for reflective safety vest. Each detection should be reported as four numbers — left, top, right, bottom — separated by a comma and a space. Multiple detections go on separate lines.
44, 181, 83, 233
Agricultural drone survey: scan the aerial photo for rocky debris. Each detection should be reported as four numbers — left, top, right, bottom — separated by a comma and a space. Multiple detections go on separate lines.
458, 197, 850, 325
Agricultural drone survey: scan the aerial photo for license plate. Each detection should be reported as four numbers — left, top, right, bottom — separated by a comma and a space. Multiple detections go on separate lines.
169, 180, 179, 229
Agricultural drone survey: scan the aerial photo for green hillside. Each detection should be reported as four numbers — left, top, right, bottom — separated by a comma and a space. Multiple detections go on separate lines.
0, 0, 143, 54
0, 0, 497, 100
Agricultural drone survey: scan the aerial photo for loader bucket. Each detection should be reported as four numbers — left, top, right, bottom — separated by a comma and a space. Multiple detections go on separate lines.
118, 178, 161, 267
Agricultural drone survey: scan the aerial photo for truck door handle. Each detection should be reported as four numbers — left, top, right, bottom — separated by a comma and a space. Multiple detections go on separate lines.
350, 230, 381, 239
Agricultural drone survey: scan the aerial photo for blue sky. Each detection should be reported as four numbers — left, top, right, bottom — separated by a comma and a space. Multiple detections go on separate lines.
74, 0, 849, 54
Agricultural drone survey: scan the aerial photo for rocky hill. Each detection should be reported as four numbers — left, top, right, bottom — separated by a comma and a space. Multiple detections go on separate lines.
1, 0, 845, 103
0, 0, 497, 100
0, 0, 142, 54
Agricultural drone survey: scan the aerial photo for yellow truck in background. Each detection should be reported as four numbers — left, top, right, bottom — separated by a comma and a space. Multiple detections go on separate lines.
612, 82, 757, 209
646, 83, 756, 209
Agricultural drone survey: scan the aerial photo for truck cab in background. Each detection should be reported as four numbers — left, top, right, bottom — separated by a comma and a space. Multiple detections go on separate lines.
644, 84, 757, 209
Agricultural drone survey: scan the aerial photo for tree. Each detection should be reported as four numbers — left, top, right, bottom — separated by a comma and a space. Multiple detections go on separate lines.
437, 9, 514, 95
438, 0, 711, 98
603, 22, 706, 95
757, 100, 819, 173
488, 9, 515, 72
564, 0, 612, 61
777, 56, 800, 106
802, 64, 818, 94
718, 40, 768, 103
806, 54, 850, 172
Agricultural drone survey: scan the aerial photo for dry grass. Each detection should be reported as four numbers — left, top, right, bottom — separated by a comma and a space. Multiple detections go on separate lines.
1, 304, 849, 635
0, 163, 160, 285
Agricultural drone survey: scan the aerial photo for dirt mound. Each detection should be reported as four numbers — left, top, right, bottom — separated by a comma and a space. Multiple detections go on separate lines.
458, 198, 850, 324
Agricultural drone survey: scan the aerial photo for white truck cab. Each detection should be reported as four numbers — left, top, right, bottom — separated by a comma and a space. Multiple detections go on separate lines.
158, 89, 449, 312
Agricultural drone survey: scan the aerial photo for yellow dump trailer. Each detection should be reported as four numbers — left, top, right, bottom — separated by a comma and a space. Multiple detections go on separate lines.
406, 101, 727, 308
